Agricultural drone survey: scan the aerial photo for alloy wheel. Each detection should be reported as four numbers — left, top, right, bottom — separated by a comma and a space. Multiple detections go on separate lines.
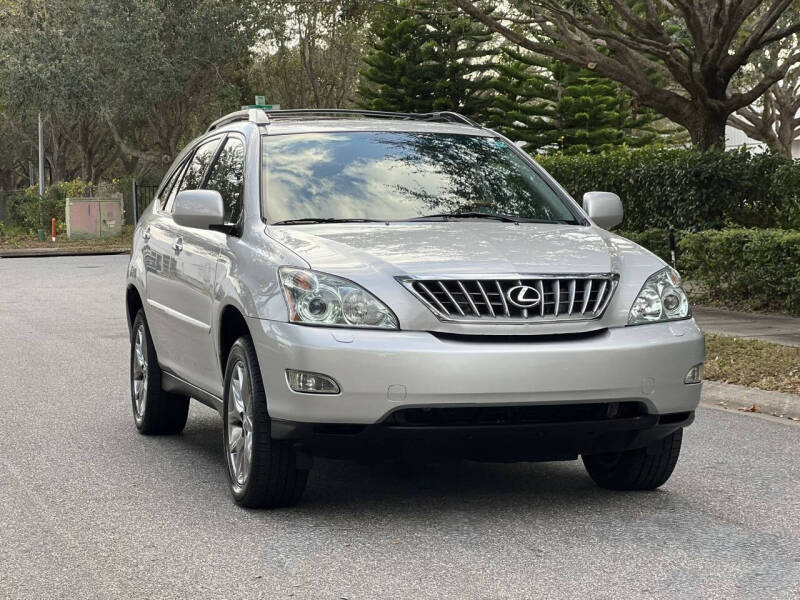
132, 325, 148, 422
227, 360, 253, 490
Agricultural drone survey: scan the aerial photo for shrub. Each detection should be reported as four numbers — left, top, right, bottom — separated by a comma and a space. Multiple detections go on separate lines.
5, 180, 90, 231
537, 147, 800, 231
618, 228, 800, 314
615, 229, 683, 263
678, 229, 800, 314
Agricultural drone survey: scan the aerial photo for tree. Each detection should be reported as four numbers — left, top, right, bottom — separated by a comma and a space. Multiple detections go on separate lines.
451, 0, 800, 149
250, 1, 370, 109
729, 32, 800, 158
0, 0, 257, 182
491, 49, 675, 153
100, 0, 258, 168
0, 0, 119, 183
358, 0, 496, 119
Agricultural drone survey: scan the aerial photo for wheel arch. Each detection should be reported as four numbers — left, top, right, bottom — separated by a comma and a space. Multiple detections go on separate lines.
218, 303, 252, 374
126, 284, 144, 340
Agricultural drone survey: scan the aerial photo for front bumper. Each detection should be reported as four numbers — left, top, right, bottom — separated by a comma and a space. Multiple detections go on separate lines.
249, 317, 704, 425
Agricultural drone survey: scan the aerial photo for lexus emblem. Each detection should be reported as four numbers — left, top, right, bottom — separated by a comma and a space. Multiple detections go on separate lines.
506, 285, 541, 308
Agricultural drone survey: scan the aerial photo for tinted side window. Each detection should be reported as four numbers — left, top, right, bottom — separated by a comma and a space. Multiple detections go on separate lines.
157, 160, 185, 210
205, 137, 245, 224
176, 138, 222, 197
163, 159, 190, 213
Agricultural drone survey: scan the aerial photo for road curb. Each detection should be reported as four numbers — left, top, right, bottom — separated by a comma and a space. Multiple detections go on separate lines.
701, 380, 800, 421
0, 247, 130, 258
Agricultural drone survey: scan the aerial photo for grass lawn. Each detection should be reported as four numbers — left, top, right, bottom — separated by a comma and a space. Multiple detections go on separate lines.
0, 225, 133, 251
705, 333, 800, 395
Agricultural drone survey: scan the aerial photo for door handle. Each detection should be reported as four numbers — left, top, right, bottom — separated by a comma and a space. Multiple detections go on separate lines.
141, 226, 151, 241
172, 238, 183, 253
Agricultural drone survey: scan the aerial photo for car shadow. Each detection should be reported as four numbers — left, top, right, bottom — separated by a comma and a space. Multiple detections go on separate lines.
167, 405, 681, 519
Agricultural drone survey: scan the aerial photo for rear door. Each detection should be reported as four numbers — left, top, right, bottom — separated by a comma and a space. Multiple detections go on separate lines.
143, 156, 190, 372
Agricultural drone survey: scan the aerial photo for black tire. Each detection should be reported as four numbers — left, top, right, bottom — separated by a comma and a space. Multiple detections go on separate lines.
130, 309, 190, 435
582, 429, 683, 491
222, 335, 308, 509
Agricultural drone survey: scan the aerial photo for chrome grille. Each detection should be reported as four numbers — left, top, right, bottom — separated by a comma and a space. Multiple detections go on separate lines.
401, 275, 617, 322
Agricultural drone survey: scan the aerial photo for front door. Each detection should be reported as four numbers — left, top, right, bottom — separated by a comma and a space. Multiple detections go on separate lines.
169, 227, 224, 394
168, 134, 246, 396
146, 136, 223, 384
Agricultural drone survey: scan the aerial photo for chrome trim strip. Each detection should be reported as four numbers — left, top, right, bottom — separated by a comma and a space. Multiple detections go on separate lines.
568, 279, 576, 314
146, 298, 210, 331
457, 280, 480, 316
437, 281, 465, 316
595, 280, 614, 315
581, 279, 593, 314
553, 279, 561, 317
415, 281, 448, 314
593, 280, 608, 314
495, 280, 510, 317
475, 281, 495, 317
401, 272, 615, 281
536, 280, 545, 317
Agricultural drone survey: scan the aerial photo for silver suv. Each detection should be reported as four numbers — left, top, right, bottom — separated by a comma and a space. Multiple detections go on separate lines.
126, 109, 704, 508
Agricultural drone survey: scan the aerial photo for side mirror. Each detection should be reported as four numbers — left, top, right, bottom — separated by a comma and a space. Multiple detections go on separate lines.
172, 190, 224, 230
583, 191, 623, 230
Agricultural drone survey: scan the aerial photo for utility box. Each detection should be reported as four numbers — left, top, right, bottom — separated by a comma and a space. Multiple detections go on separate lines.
65, 194, 123, 239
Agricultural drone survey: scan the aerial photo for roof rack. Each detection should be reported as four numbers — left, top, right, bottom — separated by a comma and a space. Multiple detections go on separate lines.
206, 108, 479, 132
207, 108, 269, 132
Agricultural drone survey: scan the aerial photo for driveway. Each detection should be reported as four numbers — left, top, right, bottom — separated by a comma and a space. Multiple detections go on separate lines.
0, 255, 798, 599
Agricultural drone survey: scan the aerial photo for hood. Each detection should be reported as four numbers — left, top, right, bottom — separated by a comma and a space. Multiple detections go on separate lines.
269, 222, 623, 278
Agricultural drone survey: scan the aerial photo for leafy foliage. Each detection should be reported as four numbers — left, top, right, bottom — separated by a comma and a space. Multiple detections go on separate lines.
538, 148, 800, 231
5, 179, 89, 231
617, 228, 800, 315
358, 0, 496, 119
452, 1, 800, 149
248, 1, 370, 109
490, 49, 678, 153
680, 229, 800, 314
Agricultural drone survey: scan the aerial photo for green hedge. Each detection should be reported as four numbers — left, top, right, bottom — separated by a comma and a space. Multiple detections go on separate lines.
618, 228, 800, 314
538, 147, 800, 231
4, 180, 90, 232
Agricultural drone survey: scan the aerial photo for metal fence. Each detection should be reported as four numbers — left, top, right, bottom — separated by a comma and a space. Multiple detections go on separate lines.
132, 182, 159, 224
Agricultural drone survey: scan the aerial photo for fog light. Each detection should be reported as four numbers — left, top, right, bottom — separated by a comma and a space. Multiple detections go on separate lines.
286, 369, 340, 394
684, 364, 703, 384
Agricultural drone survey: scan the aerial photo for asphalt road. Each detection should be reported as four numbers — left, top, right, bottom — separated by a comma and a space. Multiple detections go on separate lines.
1, 255, 799, 599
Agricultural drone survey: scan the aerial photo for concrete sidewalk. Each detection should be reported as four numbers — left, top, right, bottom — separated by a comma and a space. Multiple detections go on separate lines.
702, 381, 800, 421
0, 246, 130, 258
693, 306, 800, 347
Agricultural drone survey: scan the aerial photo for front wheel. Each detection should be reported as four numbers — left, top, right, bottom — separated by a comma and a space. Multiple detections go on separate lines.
582, 429, 683, 491
222, 335, 308, 508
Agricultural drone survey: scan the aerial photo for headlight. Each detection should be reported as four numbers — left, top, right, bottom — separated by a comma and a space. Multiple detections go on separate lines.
279, 267, 399, 329
628, 267, 690, 325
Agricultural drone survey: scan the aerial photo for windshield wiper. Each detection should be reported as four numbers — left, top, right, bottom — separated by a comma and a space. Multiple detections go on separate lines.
407, 212, 522, 223
272, 217, 384, 225
407, 212, 578, 225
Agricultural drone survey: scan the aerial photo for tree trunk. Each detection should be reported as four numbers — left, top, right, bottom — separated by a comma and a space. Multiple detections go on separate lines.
688, 110, 729, 150
776, 106, 797, 159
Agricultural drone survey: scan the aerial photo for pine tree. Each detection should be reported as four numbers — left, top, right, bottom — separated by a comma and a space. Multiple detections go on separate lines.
357, 0, 496, 120
490, 49, 674, 154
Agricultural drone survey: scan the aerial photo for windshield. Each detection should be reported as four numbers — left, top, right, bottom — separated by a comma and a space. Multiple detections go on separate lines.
262, 131, 580, 224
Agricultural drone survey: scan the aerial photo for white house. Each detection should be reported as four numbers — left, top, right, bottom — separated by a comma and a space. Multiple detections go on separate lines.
725, 125, 800, 158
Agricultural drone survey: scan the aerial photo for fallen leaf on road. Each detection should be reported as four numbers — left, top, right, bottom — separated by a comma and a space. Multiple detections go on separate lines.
737, 404, 761, 413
